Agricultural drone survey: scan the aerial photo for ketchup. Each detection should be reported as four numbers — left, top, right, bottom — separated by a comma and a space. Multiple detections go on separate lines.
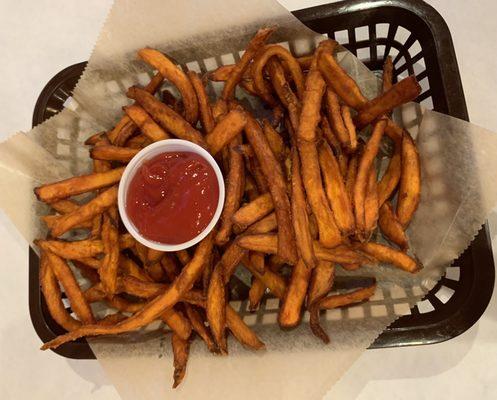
126, 151, 219, 244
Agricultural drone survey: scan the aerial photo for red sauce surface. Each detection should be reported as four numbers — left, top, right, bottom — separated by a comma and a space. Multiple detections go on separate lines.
126, 151, 219, 244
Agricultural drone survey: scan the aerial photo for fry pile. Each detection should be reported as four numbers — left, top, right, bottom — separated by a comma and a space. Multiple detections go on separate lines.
35, 28, 421, 387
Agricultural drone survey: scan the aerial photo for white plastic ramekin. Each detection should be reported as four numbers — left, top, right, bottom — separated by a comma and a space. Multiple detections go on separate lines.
118, 139, 225, 252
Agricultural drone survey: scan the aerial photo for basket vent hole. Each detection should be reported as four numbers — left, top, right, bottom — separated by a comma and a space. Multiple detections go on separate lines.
445, 266, 460, 281
243, 313, 257, 326
435, 286, 455, 304
421, 96, 434, 110
394, 26, 411, 45
106, 80, 121, 93
203, 57, 218, 71
277, 41, 291, 51
230, 300, 242, 311
262, 312, 277, 325
265, 297, 279, 310
390, 285, 407, 299
370, 288, 384, 301
57, 143, 70, 157
56, 128, 71, 140
418, 75, 430, 93
348, 305, 365, 319
334, 29, 349, 45
417, 300, 435, 313
376, 23, 389, 38
371, 304, 388, 317
377, 45, 386, 58
137, 72, 151, 86
413, 58, 426, 75
355, 25, 369, 41
393, 303, 411, 316
186, 61, 201, 73
325, 308, 342, 321
409, 40, 422, 57
221, 53, 236, 65
357, 47, 370, 61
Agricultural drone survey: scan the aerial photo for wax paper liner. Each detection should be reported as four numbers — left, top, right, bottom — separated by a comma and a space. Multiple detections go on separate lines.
1, 0, 497, 399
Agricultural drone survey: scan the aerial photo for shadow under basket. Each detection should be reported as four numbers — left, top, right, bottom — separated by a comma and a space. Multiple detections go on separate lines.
29, 0, 495, 359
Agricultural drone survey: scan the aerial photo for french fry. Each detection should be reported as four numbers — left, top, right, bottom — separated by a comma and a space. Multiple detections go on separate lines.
49, 186, 118, 237
325, 89, 350, 149
382, 56, 393, 92
248, 277, 266, 311
252, 44, 305, 104
41, 232, 214, 350
356, 242, 420, 273
160, 254, 181, 282
232, 192, 274, 232
278, 259, 311, 328
176, 249, 191, 266
39, 252, 81, 331
318, 142, 355, 236
296, 62, 342, 248
310, 282, 376, 343
99, 210, 120, 295
317, 41, 368, 109
138, 48, 198, 124
397, 132, 421, 227
341, 105, 357, 152
313, 242, 373, 265
262, 120, 286, 162
355, 76, 421, 128
206, 265, 227, 353
346, 153, 359, 200
45, 251, 95, 324
220, 242, 248, 283
126, 133, 153, 149
379, 202, 408, 250
34, 167, 124, 203
320, 116, 348, 176
307, 260, 335, 306
364, 168, 379, 240
120, 255, 153, 282
144, 261, 167, 282
205, 109, 247, 155
127, 86, 206, 148
216, 137, 245, 246
290, 147, 316, 269
222, 27, 275, 100
246, 212, 278, 234
90, 145, 139, 162
50, 199, 80, 214
242, 254, 286, 299
184, 304, 218, 353
123, 104, 170, 142
84, 131, 106, 146
378, 139, 401, 207
42, 214, 93, 230
353, 118, 387, 239
225, 305, 265, 350
188, 71, 215, 134
172, 333, 191, 388
244, 114, 297, 263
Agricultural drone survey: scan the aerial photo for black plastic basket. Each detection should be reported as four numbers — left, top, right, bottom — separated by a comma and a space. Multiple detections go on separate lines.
29, 0, 494, 359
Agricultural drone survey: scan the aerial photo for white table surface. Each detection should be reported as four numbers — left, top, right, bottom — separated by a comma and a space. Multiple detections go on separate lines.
1, 1, 496, 399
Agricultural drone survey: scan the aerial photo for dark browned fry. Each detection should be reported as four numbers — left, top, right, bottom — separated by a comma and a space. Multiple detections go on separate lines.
244, 115, 297, 263
188, 70, 215, 133
325, 89, 350, 149
99, 209, 120, 295
290, 147, 316, 269
41, 232, 214, 350
383, 56, 393, 92
222, 27, 275, 100
216, 138, 245, 245
378, 138, 401, 207
262, 120, 286, 162
355, 76, 421, 128
184, 304, 217, 353
172, 333, 190, 388
138, 48, 198, 124
45, 251, 95, 324
40, 252, 81, 331
341, 105, 357, 152
34, 167, 124, 204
